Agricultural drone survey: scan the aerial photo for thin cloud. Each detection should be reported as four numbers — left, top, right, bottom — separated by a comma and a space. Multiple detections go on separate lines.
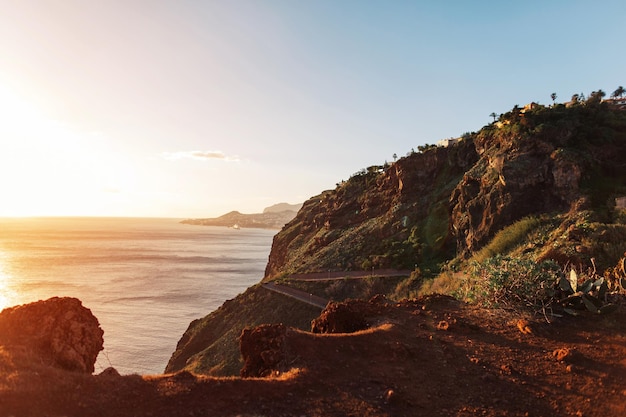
162, 150, 240, 162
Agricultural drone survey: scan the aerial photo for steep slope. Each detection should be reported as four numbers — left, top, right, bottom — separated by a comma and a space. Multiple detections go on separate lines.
451, 102, 626, 261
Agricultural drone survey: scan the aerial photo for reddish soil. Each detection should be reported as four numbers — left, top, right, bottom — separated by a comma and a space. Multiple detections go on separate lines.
1, 295, 625, 416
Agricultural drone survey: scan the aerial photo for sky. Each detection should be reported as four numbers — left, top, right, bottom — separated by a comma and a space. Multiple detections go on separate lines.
0, 0, 624, 218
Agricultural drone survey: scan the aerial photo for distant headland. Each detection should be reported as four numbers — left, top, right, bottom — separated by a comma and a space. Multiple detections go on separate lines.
181, 202, 303, 229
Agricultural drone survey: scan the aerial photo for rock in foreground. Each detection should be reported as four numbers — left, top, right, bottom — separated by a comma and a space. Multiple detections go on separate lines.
0, 297, 104, 373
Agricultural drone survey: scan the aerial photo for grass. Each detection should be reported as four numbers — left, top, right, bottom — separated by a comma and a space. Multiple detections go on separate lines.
473, 216, 542, 262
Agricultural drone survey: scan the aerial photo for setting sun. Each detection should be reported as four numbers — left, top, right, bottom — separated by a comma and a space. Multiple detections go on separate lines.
0, 80, 136, 217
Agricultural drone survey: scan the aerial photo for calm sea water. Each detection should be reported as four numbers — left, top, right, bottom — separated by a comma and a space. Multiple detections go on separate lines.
0, 217, 275, 375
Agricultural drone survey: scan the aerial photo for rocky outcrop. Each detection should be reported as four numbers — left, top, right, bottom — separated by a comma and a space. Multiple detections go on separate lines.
240, 323, 288, 377
0, 297, 104, 373
449, 147, 570, 256
450, 104, 626, 257
311, 295, 389, 334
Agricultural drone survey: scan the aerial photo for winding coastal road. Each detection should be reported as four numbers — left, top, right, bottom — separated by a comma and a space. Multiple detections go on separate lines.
262, 269, 412, 308
286, 269, 412, 281
261, 282, 329, 309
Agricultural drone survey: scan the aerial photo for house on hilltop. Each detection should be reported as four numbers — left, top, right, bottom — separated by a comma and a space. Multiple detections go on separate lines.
603, 98, 626, 109
437, 137, 460, 147
520, 102, 540, 113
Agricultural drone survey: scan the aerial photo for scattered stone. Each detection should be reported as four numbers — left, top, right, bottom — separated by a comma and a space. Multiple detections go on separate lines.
553, 348, 572, 362
383, 388, 396, 404
516, 319, 533, 335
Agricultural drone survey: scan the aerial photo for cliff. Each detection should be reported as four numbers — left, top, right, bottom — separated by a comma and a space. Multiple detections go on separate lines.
265, 140, 478, 277
266, 101, 626, 278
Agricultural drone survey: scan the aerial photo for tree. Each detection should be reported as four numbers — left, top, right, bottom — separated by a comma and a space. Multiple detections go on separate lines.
392, 153, 397, 162
489, 112, 498, 122
587, 90, 606, 104
551, 92, 557, 105
570, 93, 580, 104
611, 86, 625, 99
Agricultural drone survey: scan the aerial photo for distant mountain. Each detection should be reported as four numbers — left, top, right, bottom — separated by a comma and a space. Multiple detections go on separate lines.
181, 203, 301, 230
263, 202, 303, 214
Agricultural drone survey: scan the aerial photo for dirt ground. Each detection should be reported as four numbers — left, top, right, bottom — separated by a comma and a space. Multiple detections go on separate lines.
1, 295, 625, 417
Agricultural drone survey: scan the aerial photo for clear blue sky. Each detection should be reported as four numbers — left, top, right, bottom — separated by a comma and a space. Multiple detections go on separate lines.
0, 0, 624, 217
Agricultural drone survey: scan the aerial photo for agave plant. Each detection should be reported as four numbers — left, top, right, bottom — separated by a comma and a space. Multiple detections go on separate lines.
558, 269, 617, 315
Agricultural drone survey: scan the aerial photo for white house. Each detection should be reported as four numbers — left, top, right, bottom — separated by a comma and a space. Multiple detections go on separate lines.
437, 137, 460, 147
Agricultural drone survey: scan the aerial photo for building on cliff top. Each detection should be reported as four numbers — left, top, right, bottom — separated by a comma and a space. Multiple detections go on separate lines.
604, 98, 626, 109
437, 137, 460, 147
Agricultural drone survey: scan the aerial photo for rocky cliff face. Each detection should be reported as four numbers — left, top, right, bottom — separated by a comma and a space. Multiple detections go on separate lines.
266, 103, 626, 277
265, 140, 479, 277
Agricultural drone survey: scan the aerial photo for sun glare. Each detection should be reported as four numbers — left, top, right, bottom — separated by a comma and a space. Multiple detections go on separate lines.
0, 79, 133, 217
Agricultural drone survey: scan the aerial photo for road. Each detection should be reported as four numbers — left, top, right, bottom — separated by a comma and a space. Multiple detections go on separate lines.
261, 282, 329, 309
262, 269, 412, 308
286, 268, 413, 281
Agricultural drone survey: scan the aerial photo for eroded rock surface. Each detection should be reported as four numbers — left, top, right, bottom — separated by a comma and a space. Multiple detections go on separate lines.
0, 297, 104, 373
240, 323, 287, 377
311, 295, 391, 334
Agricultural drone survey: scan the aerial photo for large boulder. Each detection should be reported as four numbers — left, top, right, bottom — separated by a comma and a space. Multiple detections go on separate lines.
239, 323, 287, 378
311, 296, 388, 334
0, 297, 104, 373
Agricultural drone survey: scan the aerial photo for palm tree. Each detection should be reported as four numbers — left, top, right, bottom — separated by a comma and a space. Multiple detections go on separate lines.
551, 92, 557, 105
611, 86, 625, 99
489, 112, 498, 122
588, 90, 606, 103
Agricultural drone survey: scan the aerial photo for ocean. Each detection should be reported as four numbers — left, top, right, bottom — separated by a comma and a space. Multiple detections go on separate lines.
0, 217, 275, 375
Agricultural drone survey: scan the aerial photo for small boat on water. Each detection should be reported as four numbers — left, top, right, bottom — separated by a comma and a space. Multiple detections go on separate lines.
231, 224, 240, 230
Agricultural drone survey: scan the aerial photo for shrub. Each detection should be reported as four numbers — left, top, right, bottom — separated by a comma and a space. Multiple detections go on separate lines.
456, 255, 561, 309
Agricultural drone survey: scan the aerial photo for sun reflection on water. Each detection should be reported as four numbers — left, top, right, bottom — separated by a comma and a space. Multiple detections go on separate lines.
0, 253, 18, 311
